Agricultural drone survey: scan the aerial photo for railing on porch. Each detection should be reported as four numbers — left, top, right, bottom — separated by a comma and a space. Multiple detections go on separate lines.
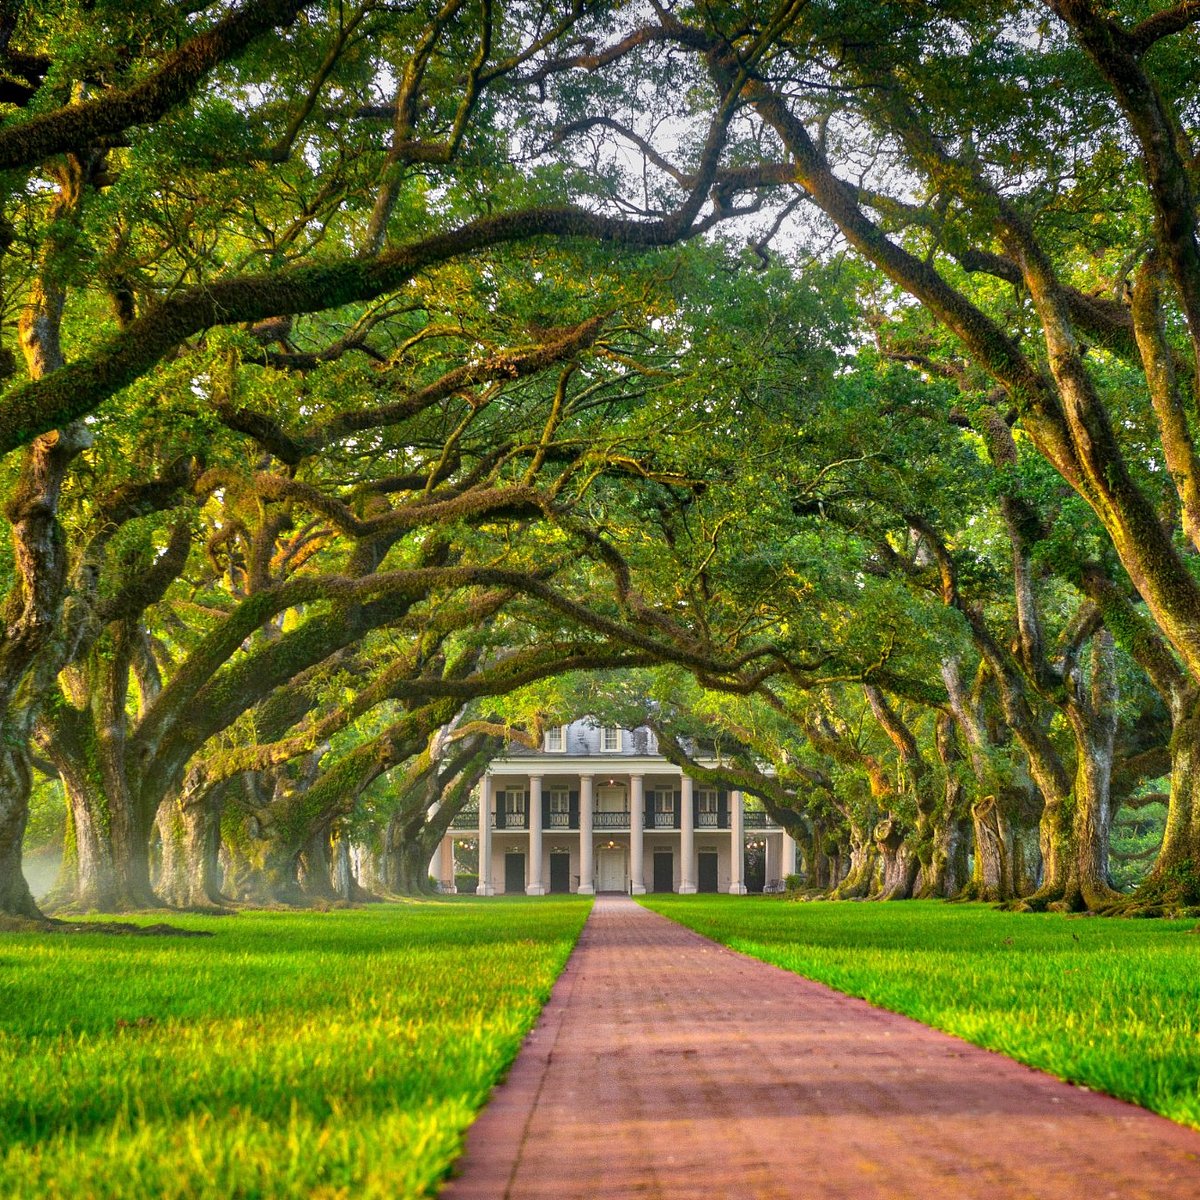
593, 810, 631, 828
450, 804, 777, 832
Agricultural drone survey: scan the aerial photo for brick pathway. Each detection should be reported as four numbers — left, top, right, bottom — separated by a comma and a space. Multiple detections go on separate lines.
440, 896, 1200, 1200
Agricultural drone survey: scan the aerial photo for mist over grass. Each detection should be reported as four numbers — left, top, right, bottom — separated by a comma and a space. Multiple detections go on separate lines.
0, 898, 590, 1198
640, 896, 1200, 1131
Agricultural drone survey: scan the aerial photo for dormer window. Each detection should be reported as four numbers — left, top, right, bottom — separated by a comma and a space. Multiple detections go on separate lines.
600, 726, 621, 753
545, 726, 566, 753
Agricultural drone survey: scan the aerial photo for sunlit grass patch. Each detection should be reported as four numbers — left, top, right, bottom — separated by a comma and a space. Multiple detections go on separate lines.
0, 897, 589, 1198
640, 896, 1200, 1130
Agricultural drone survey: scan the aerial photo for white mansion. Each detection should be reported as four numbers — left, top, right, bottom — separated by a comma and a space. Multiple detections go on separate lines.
433, 719, 796, 895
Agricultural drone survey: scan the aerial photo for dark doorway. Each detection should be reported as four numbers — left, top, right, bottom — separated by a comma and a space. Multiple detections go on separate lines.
504, 852, 526, 894
653, 850, 674, 893
745, 845, 766, 894
549, 852, 571, 894
698, 851, 719, 893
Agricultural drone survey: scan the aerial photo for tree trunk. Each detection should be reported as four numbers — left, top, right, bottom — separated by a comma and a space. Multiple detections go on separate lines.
829, 821, 877, 899
42, 732, 159, 911
1020, 634, 1120, 912
872, 816, 919, 900
353, 842, 384, 894
156, 793, 226, 908
0, 750, 41, 918
964, 792, 1015, 902
332, 829, 353, 902
299, 825, 337, 901
917, 712, 970, 898
1122, 695, 1200, 913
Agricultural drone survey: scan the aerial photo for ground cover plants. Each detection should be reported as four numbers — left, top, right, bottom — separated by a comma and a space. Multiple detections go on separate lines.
640, 896, 1200, 1130
0, 898, 589, 1199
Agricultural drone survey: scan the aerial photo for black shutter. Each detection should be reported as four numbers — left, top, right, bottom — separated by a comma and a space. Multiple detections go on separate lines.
644, 787, 654, 825
569, 790, 579, 828
496, 795, 505, 830
718, 789, 729, 828
674, 789, 682, 829
542, 792, 550, 825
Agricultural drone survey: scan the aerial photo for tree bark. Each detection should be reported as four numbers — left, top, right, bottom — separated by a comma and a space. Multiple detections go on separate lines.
872, 816, 920, 900
1128, 695, 1200, 912
829, 820, 877, 899
299, 824, 337, 901
915, 712, 970, 897
156, 790, 226, 908
0, 751, 40, 917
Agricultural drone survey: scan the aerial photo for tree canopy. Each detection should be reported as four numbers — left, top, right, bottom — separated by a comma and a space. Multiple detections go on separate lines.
4, 0, 1200, 917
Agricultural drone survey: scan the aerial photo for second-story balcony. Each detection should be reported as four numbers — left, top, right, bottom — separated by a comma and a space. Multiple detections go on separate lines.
451, 803, 779, 833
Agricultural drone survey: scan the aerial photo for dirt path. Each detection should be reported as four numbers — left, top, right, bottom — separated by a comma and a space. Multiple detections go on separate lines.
440, 896, 1200, 1200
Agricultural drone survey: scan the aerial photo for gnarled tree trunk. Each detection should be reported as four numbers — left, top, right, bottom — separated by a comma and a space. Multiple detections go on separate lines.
872, 815, 919, 900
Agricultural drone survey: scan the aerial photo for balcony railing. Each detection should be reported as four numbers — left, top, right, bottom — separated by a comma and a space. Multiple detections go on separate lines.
593, 810, 630, 828
452, 805, 778, 832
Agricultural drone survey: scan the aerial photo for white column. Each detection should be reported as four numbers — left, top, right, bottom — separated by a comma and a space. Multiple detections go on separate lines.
527, 774, 546, 895
679, 775, 696, 893
427, 801, 441, 882
629, 774, 646, 895
782, 827, 798, 878
439, 836, 457, 893
476, 774, 494, 895
578, 775, 594, 894
729, 788, 747, 894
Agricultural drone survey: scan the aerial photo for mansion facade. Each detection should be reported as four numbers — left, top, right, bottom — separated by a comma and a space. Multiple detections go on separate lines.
434, 719, 796, 896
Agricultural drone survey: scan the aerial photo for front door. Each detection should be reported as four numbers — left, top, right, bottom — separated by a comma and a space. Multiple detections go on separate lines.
597, 847, 626, 892
549, 852, 571, 894
698, 851, 719, 893
505, 852, 526, 894
653, 850, 674, 893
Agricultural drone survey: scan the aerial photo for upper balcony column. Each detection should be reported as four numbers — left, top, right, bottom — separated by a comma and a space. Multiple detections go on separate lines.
629, 773, 646, 895
729, 789, 748, 894
527, 775, 546, 895
679, 775, 696, 893
477, 775, 495, 895
578, 775, 595, 895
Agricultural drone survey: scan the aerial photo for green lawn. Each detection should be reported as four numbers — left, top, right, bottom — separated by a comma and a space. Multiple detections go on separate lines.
0, 898, 590, 1199
640, 895, 1200, 1130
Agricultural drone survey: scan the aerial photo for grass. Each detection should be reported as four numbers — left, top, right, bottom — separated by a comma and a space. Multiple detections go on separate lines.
639, 895, 1200, 1130
0, 897, 590, 1199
